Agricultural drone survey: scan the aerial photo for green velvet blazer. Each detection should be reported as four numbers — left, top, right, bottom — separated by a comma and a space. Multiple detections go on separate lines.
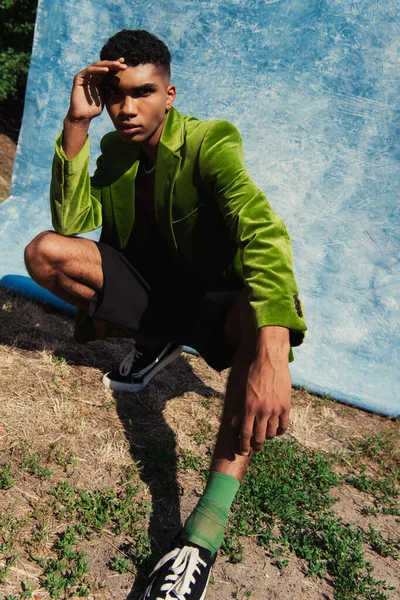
50, 107, 306, 347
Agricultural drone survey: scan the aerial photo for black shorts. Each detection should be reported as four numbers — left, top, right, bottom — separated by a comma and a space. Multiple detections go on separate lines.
88, 242, 241, 371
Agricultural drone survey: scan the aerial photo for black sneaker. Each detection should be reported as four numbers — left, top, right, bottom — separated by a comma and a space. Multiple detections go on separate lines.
102, 342, 183, 392
140, 539, 215, 600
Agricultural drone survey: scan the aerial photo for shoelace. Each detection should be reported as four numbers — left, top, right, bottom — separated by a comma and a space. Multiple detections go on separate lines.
119, 343, 173, 378
119, 344, 143, 376
145, 546, 207, 600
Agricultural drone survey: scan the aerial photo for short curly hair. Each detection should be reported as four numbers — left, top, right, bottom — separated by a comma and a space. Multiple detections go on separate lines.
100, 29, 171, 78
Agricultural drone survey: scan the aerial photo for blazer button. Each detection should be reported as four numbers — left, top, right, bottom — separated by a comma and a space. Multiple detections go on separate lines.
293, 294, 303, 318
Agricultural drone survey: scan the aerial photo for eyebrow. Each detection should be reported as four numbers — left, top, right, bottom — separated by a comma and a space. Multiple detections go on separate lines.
107, 78, 158, 94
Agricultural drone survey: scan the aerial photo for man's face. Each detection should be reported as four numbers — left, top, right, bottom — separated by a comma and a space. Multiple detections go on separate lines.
104, 63, 175, 147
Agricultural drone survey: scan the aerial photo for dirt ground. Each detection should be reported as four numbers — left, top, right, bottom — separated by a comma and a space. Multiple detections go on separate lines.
0, 133, 17, 201
0, 134, 399, 599
0, 293, 399, 600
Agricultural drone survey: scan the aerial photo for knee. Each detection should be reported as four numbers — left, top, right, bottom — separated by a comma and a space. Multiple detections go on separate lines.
24, 231, 60, 281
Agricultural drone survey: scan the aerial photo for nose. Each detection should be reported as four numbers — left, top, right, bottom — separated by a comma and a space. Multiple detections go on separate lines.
120, 96, 138, 118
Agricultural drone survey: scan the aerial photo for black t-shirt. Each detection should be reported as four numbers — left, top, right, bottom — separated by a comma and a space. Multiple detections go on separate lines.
123, 214, 199, 291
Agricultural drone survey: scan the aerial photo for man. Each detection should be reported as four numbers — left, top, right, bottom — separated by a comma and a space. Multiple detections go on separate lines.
25, 29, 306, 600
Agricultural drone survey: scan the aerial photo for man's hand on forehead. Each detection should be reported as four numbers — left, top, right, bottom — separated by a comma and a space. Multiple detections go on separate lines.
80, 58, 127, 86
67, 58, 127, 123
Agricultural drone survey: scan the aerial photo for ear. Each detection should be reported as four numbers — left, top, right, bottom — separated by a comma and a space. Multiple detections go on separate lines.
166, 83, 176, 111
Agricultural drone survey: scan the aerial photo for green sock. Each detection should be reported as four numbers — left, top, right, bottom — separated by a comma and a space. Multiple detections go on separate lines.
182, 471, 240, 555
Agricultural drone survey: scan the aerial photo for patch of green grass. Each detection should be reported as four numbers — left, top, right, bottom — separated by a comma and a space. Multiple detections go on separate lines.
350, 431, 399, 465
223, 438, 396, 600
345, 469, 399, 516
367, 525, 400, 560
190, 419, 213, 445
47, 442, 78, 473
339, 432, 400, 516
109, 555, 134, 574
52, 355, 70, 369
2, 299, 13, 311
133, 532, 152, 564
3, 581, 34, 600
0, 554, 19, 585
29, 517, 51, 547
177, 449, 204, 474
6, 439, 54, 481
0, 452, 151, 597
48, 478, 151, 540
0, 512, 28, 586
21, 452, 53, 480
0, 511, 28, 556
200, 395, 212, 409
0, 463, 15, 489
27, 476, 150, 596
35, 527, 90, 598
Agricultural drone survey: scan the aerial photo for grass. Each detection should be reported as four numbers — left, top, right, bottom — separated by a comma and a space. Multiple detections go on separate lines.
343, 432, 400, 517
34, 528, 91, 598
0, 419, 153, 594
2, 429, 397, 599
0, 290, 399, 599
223, 437, 398, 600
0, 439, 152, 597
0, 464, 14, 490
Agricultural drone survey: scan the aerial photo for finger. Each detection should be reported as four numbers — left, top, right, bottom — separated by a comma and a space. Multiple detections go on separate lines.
85, 65, 125, 78
83, 76, 103, 106
83, 83, 93, 106
240, 416, 254, 456
107, 61, 128, 71
78, 61, 127, 81
230, 413, 241, 428
90, 59, 126, 68
92, 85, 102, 108
78, 66, 109, 79
266, 416, 280, 439
277, 411, 290, 436
251, 417, 268, 453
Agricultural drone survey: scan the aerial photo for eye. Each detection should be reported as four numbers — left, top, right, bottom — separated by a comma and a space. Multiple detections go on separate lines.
104, 84, 121, 96
133, 86, 156, 98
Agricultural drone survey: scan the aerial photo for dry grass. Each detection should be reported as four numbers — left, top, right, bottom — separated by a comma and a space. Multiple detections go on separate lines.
0, 288, 399, 599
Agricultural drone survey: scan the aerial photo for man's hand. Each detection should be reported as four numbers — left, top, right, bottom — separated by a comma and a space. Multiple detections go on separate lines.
67, 58, 127, 124
239, 326, 291, 456
62, 59, 127, 159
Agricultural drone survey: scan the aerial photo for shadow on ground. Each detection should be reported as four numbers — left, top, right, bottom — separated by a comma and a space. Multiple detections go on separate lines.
0, 289, 223, 598
113, 358, 221, 599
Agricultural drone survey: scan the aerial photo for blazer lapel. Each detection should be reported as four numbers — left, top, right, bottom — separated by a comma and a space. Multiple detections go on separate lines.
108, 108, 185, 251
109, 144, 140, 249
154, 108, 185, 250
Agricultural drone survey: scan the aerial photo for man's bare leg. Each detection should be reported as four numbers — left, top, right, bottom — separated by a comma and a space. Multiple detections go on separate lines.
24, 231, 104, 310
181, 291, 257, 553
210, 289, 257, 481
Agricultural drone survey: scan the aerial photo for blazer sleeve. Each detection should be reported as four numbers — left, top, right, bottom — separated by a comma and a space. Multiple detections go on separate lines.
199, 120, 306, 344
50, 132, 103, 236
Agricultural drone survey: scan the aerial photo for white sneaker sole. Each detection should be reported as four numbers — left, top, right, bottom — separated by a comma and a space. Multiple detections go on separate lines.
102, 345, 184, 393
201, 567, 212, 599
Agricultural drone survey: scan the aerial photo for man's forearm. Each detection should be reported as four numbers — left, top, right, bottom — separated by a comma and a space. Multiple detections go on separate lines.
256, 326, 291, 362
62, 115, 91, 159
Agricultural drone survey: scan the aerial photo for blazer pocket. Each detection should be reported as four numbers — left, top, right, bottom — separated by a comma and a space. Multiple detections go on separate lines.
172, 203, 203, 226
172, 204, 206, 260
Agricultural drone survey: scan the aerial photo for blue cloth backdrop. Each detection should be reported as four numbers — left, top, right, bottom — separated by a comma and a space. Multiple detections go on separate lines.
0, 0, 399, 416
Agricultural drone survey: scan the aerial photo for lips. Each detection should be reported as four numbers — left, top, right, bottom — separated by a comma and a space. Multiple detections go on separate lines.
118, 123, 141, 134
